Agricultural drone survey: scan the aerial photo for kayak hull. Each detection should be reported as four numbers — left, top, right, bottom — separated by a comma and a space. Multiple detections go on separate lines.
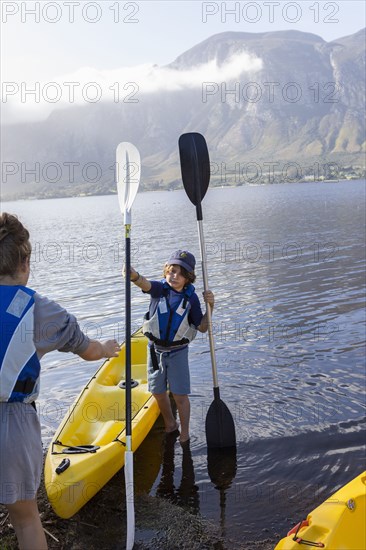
44, 329, 160, 518
275, 470, 366, 550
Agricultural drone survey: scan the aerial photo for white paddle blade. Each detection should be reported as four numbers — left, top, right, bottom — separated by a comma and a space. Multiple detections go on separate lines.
116, 142, 141, 225
124, 450, 135, 550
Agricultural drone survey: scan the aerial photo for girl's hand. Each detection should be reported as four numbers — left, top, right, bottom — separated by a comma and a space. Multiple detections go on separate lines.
101, 339, 120, 358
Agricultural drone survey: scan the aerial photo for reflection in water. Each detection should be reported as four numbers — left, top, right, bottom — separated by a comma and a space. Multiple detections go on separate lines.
133, 416, 167, 494
156, 432, 200, 514
207, 447, 237, 538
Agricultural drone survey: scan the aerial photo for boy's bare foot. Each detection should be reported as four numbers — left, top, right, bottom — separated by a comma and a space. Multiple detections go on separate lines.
165, 421, 179, 434
179, 433, 190, 444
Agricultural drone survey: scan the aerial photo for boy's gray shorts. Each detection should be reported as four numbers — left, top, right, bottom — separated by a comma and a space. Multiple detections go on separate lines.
0, 402, 43, 504
147, 346, 190, 395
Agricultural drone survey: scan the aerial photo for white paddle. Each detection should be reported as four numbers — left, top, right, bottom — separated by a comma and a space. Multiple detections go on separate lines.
116, 142, 141, 550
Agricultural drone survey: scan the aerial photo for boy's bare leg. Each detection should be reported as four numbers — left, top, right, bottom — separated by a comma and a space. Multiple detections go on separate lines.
153, 392, 179, 432
7, 499, 47, 550
172, 394, 190, 442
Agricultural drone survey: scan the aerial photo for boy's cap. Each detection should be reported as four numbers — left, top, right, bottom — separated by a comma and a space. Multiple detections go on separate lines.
167, 250, 196, 272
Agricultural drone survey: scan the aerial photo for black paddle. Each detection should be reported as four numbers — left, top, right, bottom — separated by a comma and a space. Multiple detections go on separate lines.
178, 132, 236, 449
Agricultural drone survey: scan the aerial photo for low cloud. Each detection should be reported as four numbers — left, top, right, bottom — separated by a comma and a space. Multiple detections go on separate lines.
2, 51, 263, 124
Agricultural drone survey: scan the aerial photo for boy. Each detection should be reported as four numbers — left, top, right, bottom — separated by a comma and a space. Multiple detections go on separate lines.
130, 250, 214, 444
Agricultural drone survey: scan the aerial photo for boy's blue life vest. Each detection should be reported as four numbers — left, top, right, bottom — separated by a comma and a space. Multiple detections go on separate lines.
0, 285, 41, 403
142, 281, 197, 348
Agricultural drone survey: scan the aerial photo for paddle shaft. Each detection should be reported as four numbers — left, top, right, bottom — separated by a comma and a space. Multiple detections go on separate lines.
125, 225, 132, 440
190, 138, 220, 395
125, 224, 134, 550
197, 219, 219, 392
116, 142, 140, 550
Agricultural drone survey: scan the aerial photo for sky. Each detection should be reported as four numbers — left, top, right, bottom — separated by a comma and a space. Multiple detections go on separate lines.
1, 0, 365, 123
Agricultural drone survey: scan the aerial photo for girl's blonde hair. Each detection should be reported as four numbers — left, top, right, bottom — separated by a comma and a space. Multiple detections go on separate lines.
164, 264, 196, 284
0, 213, 31, 277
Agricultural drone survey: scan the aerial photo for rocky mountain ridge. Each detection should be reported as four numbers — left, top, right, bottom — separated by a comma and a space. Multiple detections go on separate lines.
2, 28, 365, 199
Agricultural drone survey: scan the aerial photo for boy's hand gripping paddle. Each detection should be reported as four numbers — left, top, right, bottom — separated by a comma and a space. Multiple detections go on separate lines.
116, 142, 141, 550
178, 132, 236, 449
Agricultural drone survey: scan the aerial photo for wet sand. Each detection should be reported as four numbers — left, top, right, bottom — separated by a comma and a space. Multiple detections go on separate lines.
0, 466, 277, 549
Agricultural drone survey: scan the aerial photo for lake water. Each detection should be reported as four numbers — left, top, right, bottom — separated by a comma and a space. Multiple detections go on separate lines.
4, 180, 365, 545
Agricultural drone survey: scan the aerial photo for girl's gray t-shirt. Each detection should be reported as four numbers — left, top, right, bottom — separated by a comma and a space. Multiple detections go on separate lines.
33, 293, 90, 357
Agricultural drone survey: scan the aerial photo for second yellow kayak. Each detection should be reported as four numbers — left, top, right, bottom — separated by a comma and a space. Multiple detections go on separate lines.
275, 470, 366, 549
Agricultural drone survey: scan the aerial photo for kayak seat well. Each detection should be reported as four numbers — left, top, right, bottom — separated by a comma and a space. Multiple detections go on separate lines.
94, 363, 148, 386
89, 381, 150, 409
83, 395, 154, 447
57, 381, 152, 447
90, 420, 125, 446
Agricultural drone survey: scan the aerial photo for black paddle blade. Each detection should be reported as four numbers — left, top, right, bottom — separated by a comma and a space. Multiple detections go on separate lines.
206, 398, 236, 449
178, 133, 210, 215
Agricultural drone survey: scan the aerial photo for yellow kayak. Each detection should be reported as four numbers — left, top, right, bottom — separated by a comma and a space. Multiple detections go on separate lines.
275, 471, 366, 550
44, 329, 160, 519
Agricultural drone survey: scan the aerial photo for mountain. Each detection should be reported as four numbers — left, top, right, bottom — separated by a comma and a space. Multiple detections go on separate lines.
1, 29, 365, 199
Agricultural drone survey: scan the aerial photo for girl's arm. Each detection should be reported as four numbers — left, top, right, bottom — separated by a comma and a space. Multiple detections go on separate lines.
79, 339, 120, 360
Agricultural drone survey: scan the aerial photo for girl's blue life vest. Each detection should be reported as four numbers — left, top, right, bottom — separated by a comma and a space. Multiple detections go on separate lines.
0, 285, 41, 403
142, 281, 197, 348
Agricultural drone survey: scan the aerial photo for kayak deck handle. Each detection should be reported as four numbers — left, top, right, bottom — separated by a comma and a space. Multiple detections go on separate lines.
288, 519, 325, 547
56, 458, 70, 474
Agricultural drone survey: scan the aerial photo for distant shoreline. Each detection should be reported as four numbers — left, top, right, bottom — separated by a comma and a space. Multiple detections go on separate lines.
2, 176, 365, 203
